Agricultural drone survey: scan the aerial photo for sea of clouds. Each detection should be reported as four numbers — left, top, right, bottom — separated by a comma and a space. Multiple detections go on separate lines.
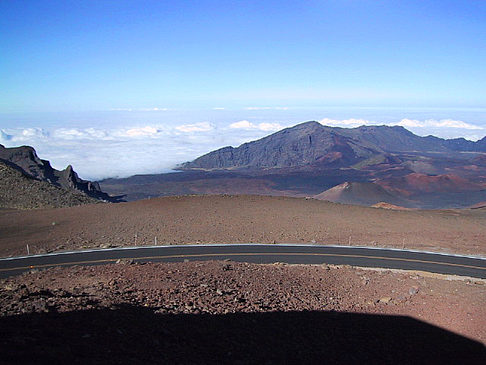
1, 109, 485, 181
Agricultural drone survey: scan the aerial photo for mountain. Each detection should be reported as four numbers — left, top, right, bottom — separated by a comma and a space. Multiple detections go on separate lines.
0, 161, 99, 209
180, 122, 381, 170
179, 121, 486, 171
313, 182, 410, 207
101, 121, 486, 209
0, 144, 114, 203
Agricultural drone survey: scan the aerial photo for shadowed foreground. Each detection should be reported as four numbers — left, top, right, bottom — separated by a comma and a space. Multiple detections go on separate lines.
1, 307, 485, 364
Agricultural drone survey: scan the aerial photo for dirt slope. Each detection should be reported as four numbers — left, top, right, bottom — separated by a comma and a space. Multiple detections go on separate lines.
1, 195, 485, 257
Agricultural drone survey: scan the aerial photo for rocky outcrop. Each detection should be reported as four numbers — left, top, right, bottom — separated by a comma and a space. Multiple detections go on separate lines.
0, 161, 99, 209
0, 144, 113, 202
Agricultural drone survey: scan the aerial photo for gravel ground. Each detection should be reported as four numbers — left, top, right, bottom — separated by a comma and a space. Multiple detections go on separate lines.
0, 261, 485, 363
0, 195, 485, 257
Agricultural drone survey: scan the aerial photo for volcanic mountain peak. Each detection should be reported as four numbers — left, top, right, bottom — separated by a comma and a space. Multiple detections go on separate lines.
180, 121, 384, 170
180, 122, 486, 172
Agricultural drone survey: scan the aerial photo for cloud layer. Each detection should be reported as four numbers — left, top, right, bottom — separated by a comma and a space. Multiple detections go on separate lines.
319, 118, 484, 131
0, 121, 283, 180
229, 120, 283, 132
1, 117, 484, 181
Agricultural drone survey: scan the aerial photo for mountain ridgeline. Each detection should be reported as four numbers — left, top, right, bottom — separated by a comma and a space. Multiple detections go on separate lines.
0, 144, 115, 208
179, 121, 486, 170
99, 121, 486, 209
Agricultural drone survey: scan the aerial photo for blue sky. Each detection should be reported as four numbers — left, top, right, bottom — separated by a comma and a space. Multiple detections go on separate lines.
1, 0, 485, 111
1, 1, 485, 179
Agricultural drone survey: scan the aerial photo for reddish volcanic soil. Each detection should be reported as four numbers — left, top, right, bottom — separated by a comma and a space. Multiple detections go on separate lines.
1, 261, 485, 363
1, 195, 485, 257
377, 173, 484, 196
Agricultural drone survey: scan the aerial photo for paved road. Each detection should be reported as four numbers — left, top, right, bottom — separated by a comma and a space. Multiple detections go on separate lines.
0, 244, 485, 279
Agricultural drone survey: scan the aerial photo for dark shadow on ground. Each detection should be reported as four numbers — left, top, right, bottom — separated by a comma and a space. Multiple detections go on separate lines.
1, 306, 485, 364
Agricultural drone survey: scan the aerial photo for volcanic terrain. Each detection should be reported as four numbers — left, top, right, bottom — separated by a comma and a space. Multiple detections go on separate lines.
101, 122, 486, 208
1, 195, 485, 258
1, 261, 485, 363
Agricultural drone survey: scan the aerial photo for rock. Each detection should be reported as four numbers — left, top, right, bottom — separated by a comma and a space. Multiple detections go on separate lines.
216, 289, 223, 295
409, 286, 419, 295
379, 297, 392, 304
116, 259, 134, 265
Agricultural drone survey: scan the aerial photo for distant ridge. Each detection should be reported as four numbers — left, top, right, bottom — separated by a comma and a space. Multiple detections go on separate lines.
180, 121, 486, 171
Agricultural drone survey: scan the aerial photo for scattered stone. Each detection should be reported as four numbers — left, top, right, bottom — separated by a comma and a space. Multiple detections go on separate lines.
379, 297, 392, 304
409, 286, 419, 295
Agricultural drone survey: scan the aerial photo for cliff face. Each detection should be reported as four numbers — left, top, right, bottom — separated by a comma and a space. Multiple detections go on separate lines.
179, 121, 486, 171
0, 144, 112, 202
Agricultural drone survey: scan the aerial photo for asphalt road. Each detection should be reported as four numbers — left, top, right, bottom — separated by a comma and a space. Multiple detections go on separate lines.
0, 244, 485, 279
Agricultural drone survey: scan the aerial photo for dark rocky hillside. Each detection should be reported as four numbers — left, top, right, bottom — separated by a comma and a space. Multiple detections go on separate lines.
0, 161, 99, 209
0, 144, 113, 202
180, 121, 486, 171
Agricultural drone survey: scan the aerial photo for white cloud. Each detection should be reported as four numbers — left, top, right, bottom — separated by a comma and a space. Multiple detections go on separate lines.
319, 118, 372, 127
110, 107, 169, 112
175, 122, 214, 133
229, 120, 283, 132
395, 119, 483, 130
319, 118, 484, 131
229, 120, 253, 129
245, 106, 289, 110
258, 122, 284, 131
212, 107, 225, 110
124, 126, 160, 137
2, 128, 50, 142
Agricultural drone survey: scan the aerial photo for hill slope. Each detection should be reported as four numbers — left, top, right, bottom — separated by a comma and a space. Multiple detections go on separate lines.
0, 144, 112, 201
313, 182, 410, 207
0, 161, 99, 209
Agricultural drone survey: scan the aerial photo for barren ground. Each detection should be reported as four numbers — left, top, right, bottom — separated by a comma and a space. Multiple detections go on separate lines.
0, 261, 485, 363
0, 195, 485, 257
